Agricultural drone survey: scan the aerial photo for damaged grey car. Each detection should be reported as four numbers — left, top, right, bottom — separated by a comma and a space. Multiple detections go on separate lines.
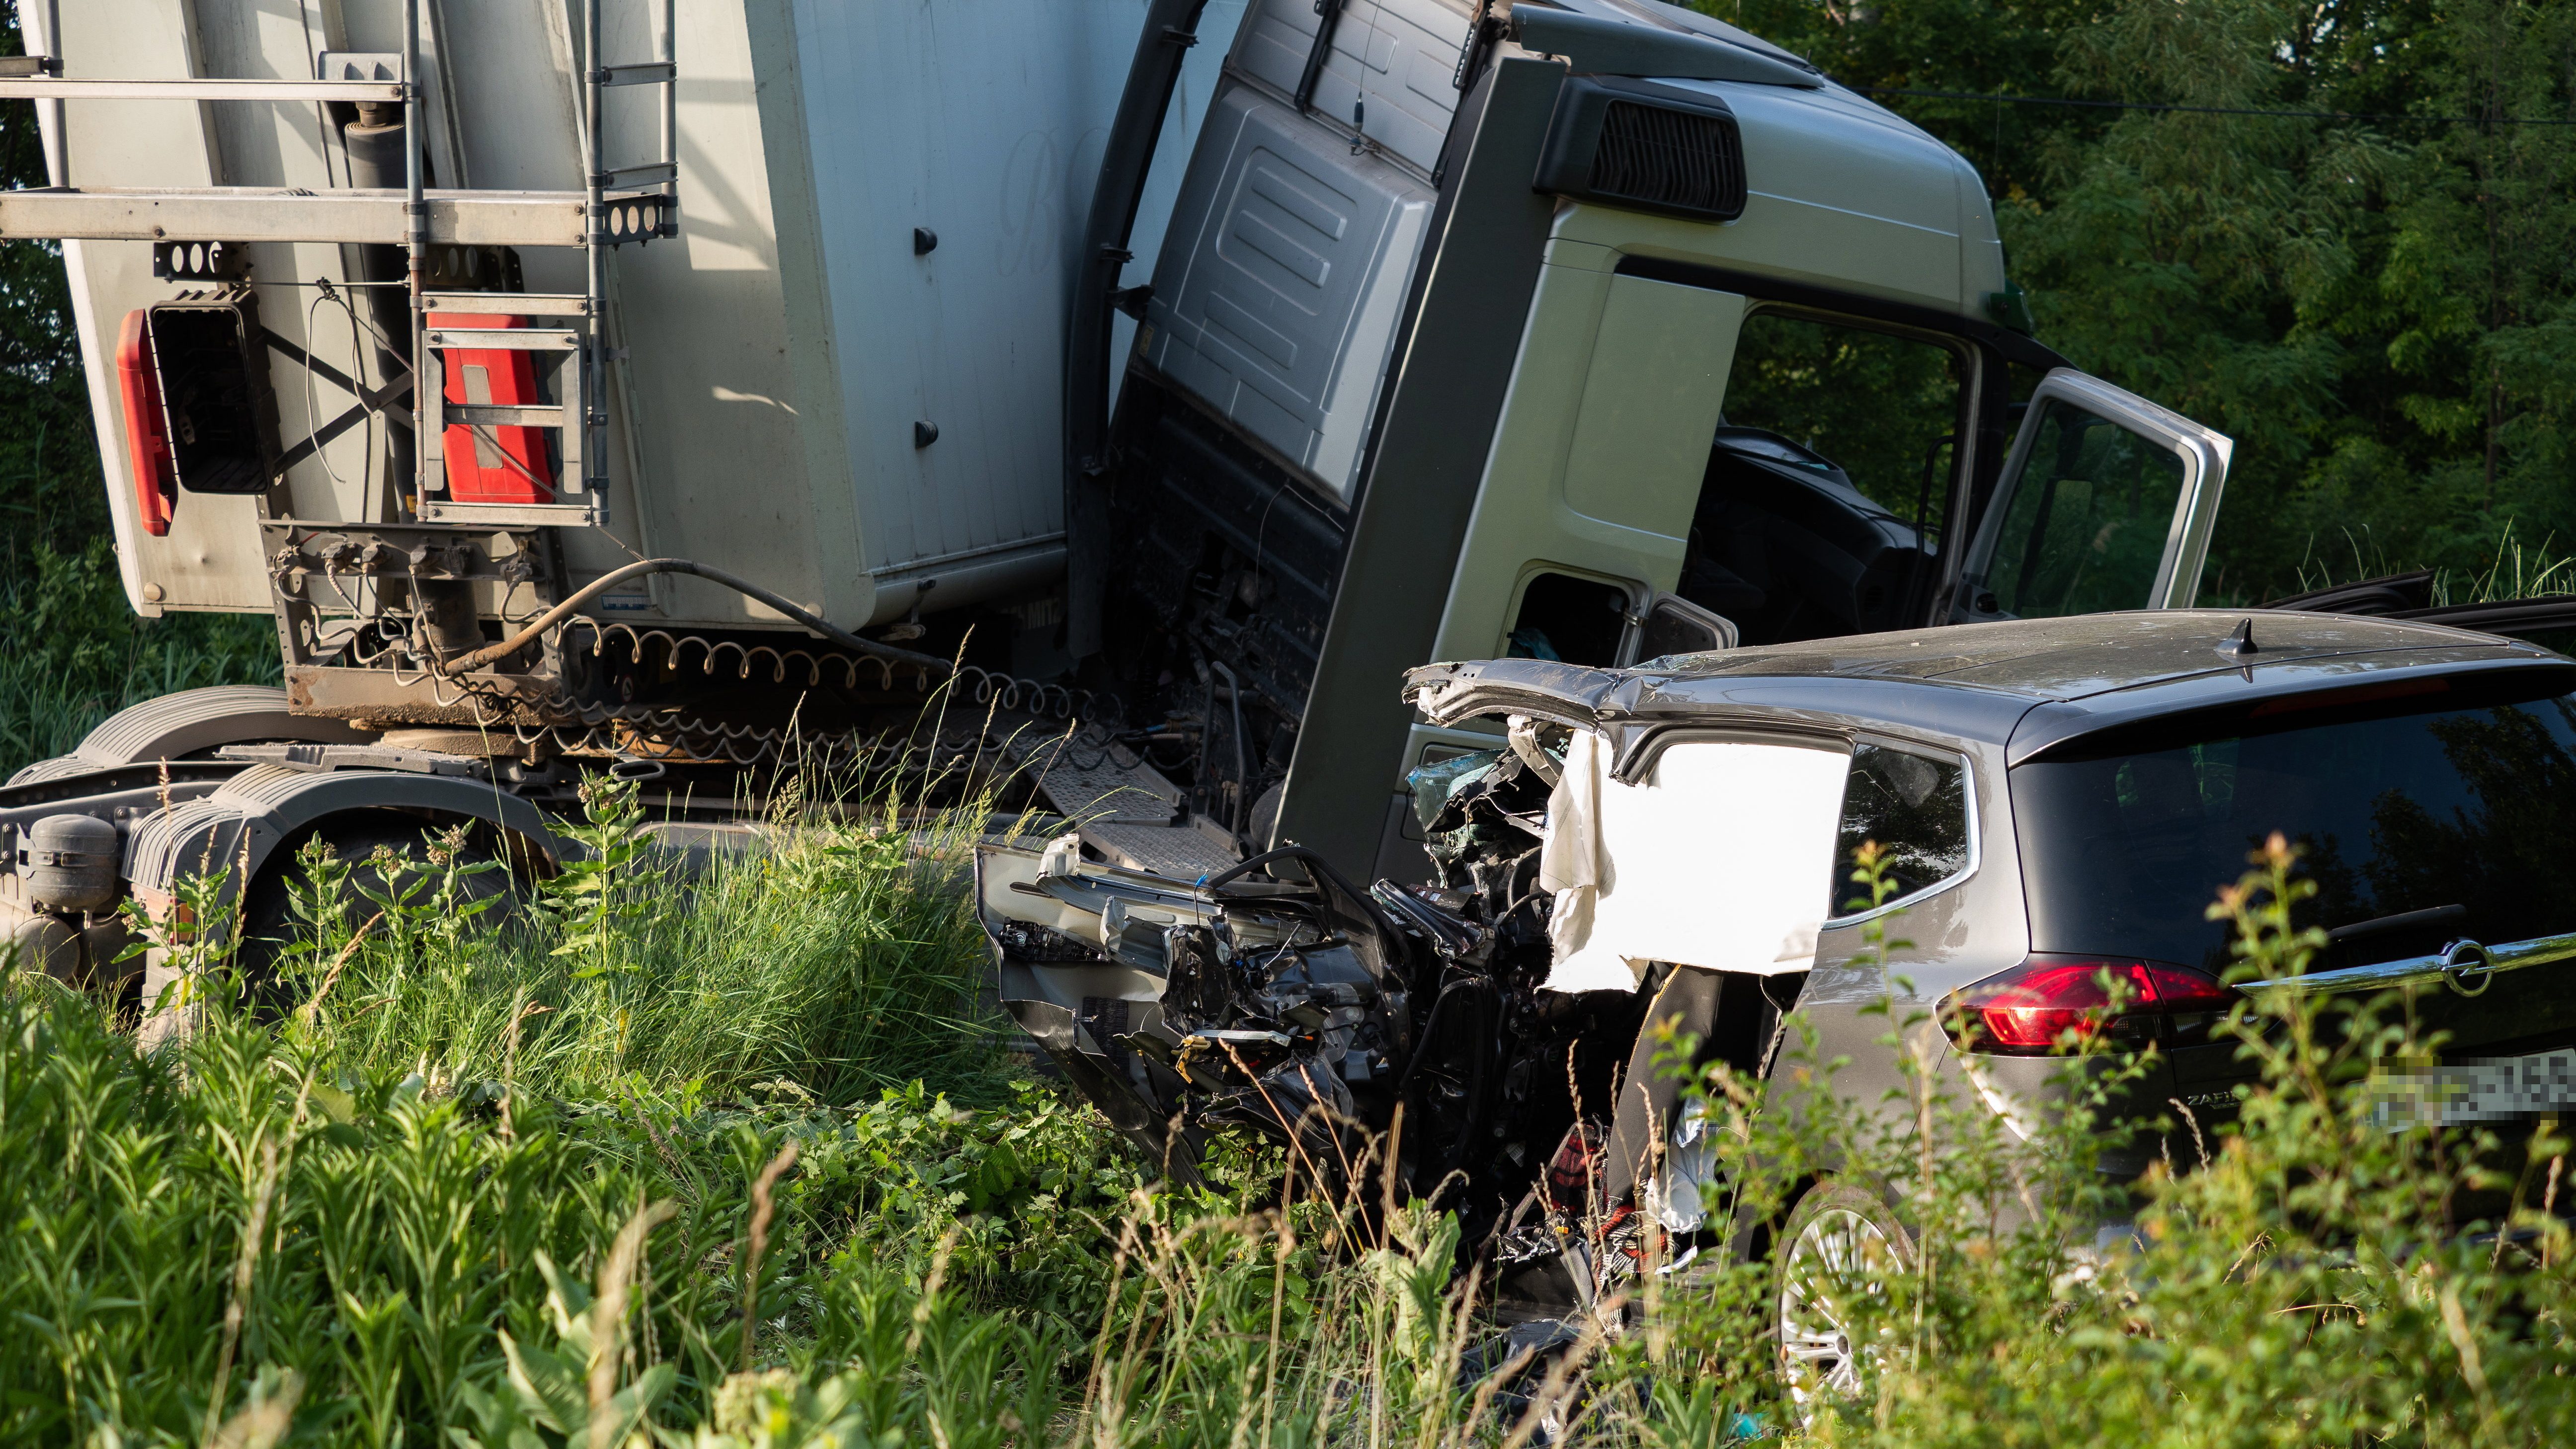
976, 608, 2576, 1351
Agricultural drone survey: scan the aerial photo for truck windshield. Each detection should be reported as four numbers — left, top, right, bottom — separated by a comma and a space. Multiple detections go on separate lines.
2010, 673, 2576, 973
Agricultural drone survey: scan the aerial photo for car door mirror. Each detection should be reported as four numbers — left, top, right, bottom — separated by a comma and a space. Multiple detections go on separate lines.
1955, 369, 2232, 621
1632, 591, 1738, 663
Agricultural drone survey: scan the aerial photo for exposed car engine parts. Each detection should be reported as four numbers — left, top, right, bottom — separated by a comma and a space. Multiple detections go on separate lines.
979, 731, 1677, 1307
980, 838, 1417, 1176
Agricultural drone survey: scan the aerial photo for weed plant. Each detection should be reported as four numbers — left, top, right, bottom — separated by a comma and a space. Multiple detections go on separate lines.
5, 799, 2574, 1445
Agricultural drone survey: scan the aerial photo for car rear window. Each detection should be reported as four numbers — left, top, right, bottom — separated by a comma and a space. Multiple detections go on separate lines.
2010, 673, 2576, 972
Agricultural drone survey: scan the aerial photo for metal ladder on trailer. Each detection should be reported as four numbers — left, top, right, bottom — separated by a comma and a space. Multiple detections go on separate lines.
0, 0, 677, 528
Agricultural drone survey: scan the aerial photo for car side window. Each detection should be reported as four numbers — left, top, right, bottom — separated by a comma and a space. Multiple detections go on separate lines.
1829, 742, 1972, 918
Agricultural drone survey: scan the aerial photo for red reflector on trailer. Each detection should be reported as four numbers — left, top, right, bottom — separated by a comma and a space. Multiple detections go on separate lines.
115, 309, 176, 537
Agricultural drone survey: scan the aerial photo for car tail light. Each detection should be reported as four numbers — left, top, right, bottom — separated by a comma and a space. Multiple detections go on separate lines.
1942, 955, 2238, 1055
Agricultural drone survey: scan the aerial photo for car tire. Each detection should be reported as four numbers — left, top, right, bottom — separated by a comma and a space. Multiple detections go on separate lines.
1774, 1179, 1912, 1425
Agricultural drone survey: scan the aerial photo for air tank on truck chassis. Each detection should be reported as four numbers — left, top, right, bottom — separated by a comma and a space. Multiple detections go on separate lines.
0, 0, 2240, 1014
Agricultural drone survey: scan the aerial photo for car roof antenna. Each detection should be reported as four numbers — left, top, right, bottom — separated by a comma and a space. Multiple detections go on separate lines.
2219, 618, 2258, 658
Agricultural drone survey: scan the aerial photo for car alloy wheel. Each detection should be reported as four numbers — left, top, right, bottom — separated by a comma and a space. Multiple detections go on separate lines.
1775, 1182, 1910, 1424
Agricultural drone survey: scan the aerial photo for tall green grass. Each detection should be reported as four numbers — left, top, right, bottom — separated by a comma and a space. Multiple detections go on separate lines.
7, 799, 2575, 1445
265, 776, 1009, 1108
0, 980, 1117, 1446
2288, 519, 2576, 608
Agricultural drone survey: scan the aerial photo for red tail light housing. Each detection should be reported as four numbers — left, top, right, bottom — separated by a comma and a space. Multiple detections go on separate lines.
1942, 955, 2238, 1055
115, 309, 176, 537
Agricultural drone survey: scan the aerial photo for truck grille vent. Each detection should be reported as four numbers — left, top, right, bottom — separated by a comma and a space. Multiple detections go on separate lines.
1587, 100, 1746, 221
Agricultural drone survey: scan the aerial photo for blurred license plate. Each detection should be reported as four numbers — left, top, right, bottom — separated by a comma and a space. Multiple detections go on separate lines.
2368, 1048, 2576, 1129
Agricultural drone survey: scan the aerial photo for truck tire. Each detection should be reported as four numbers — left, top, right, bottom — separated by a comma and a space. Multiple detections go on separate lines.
231, 811, 519, 1014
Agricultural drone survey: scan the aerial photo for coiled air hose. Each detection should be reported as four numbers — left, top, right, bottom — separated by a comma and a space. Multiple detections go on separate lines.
437, 558, 953, 677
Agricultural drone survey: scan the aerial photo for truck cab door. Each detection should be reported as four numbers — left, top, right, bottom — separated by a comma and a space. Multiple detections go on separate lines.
1951, 369, 2233, 621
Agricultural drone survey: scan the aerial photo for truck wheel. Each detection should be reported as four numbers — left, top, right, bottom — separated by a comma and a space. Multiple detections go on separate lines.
1774, 1179, 1911, 1425
232, 813, 518, 1014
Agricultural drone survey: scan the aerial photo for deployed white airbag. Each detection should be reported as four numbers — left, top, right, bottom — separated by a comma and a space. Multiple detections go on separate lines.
1539, 732, 1849, 992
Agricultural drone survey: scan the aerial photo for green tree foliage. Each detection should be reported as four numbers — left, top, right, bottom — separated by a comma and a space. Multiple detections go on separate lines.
1712, 0, 2576, 603
0, 2, 94, 556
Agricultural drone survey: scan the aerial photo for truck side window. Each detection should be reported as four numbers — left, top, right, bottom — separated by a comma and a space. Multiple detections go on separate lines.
1829, 742, 1971, 918
1979, 398, 2189, 618
1680, 310, 1965, 646
1508, 572, 1629, 665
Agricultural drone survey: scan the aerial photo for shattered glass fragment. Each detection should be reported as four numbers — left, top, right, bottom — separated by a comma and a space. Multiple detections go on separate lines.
1408, 748, 1501, 832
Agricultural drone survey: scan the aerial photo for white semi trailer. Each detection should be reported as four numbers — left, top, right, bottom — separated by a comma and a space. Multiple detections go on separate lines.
0, 0, 2242, 1008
